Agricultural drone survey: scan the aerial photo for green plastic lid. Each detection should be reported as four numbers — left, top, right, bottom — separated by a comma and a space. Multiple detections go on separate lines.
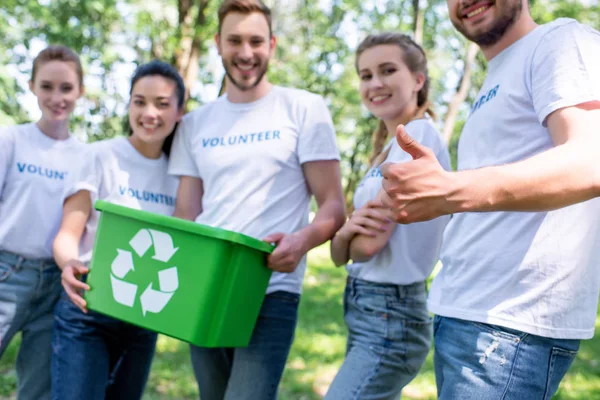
94, 200, 274, 254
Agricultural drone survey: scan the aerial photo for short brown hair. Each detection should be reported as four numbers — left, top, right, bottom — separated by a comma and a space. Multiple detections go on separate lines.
31, 45, 83, 88
218, 0, 272, 37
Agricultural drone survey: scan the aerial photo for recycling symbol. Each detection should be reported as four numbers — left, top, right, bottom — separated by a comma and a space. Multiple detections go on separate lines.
110, 229, 179, 316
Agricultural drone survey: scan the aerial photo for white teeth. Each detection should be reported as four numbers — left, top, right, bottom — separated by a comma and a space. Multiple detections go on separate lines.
142, 123, 158, 129
467, 5, 489, 18
238, 64, 253, 71
372, 95, 390, 102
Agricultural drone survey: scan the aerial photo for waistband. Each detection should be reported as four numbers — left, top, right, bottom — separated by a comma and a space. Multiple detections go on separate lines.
0, 250, 59, 271
346, 276, 427, 299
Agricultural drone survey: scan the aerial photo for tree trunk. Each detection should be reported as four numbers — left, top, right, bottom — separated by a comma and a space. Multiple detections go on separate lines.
412, 0, 424, 45
442, 42, 479, 143
174, 0, 210, 103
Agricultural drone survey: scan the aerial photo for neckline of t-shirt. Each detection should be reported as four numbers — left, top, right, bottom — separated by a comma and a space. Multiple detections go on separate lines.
221, 86, 279, 112
117, 136, 167, 166
31, 123, 77, 146
487, 23, 545, 70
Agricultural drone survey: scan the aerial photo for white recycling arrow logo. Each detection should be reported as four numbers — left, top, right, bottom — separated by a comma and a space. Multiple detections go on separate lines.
110, 228, 179, 316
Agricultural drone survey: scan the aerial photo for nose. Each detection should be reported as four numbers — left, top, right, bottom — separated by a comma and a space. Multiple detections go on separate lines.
142, 103, 159, 119
238, 41, 253, 60
51, 89, 63, 104
369, 74, 384, 89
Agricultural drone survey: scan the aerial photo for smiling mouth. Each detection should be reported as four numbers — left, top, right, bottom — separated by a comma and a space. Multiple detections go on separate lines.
140, 122, 160, 130
462, 2, 493, 19
234, 62, 257, 73
371, 95, 391, 103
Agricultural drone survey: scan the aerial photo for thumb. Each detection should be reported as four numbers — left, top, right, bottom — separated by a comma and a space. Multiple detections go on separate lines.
396, 124, 427, 160
263, 232, 285, 244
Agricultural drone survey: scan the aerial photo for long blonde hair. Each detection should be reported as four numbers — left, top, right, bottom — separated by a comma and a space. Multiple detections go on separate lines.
356, 33, 436, 168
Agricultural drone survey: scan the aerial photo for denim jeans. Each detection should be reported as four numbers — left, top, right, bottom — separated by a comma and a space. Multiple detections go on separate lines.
0, 250, 62, 400
190, 290, 300, 400
325, 277, 432, 400
434, 316, 580, 400
51, 291, 157, 400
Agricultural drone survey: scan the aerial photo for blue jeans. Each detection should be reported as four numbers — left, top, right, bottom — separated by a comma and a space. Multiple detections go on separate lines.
325, 277, 432, 400
0, 250, 62, 400
434, 316, 580, 399
51, 291, 157, 400
190, 290, 300, 400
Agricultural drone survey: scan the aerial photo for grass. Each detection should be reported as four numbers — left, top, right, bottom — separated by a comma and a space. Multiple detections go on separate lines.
1, 245, 599, 399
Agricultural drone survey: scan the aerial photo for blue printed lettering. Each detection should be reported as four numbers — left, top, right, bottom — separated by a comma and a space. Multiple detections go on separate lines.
16, 162, 67, 180
200, 130, 283, 148
118, 185, 175, 206
471, 84, 500, 115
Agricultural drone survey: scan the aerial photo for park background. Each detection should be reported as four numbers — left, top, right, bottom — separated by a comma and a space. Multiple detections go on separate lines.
1, 0, 599, 398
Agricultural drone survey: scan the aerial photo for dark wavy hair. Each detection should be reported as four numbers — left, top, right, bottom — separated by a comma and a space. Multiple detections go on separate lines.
128, 60, 186, 156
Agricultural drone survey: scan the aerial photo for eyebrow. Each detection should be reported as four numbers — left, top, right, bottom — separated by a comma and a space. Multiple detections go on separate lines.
133, 94, 171, 100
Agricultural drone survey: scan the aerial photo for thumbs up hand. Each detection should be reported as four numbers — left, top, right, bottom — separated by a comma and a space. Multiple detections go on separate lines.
379, 124, 456, 224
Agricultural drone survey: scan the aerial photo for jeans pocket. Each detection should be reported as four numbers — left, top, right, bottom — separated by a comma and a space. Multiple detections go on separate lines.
544, 346, 579, 400
0, 261, 15, 282
352, 293, 388, 317
467, 320, 527, 341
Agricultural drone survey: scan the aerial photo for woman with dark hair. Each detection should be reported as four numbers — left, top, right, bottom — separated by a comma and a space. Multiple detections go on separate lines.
51, 60, 185, 400
0, 44, 85, 400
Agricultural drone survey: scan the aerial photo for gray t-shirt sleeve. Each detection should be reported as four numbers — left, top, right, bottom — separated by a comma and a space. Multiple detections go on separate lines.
297, 95, 341, 164
531, 21, 600, 125
64, 144, 102, 202
168, 117, 201, 178
0, 127, 14, 198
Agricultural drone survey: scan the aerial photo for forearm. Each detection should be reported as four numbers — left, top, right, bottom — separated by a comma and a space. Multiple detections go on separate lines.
53, 232, 81, 270
450, 139, 600, 213
297, 199, 346, 256
349, 225, 394, 263
330, 230, 352, 266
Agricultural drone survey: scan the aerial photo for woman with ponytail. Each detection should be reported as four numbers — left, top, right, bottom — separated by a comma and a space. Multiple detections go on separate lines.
328, 33, 450, 399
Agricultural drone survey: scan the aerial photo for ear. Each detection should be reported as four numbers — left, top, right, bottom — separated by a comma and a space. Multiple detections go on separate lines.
413, 72, 426, 93
78, 85, 86, 99
28, 80, 35, 93
176, 108, 184, 122
269, 35, 277, 53
215, 33, 222, 55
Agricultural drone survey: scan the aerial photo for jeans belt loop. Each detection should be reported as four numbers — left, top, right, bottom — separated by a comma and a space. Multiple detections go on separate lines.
15, 256, 24, 272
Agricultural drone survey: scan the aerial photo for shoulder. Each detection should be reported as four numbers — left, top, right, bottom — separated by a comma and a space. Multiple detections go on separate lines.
405, 119, 444, 147
0, 123, 33, 140
183, 97, 226, 123
273, 86, 327, 108
535, 18, 600, 50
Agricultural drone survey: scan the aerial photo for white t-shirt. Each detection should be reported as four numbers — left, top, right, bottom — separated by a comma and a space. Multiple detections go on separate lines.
169, 86, 340, 294
0, 123, 84, 259
67, 137, 179, 263
428, 19, 600, 339
347, 119, 451, 285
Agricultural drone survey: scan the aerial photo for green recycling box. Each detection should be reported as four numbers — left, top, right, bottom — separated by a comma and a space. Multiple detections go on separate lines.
84, 200, 274, 347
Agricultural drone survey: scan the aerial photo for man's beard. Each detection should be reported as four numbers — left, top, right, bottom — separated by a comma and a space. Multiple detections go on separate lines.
453, 0, 523, 47
223, 59, 269, 92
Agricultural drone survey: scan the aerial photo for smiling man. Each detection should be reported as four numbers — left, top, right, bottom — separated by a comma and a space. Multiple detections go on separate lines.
377, 0, 600, 398
168, 0, 345, 399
